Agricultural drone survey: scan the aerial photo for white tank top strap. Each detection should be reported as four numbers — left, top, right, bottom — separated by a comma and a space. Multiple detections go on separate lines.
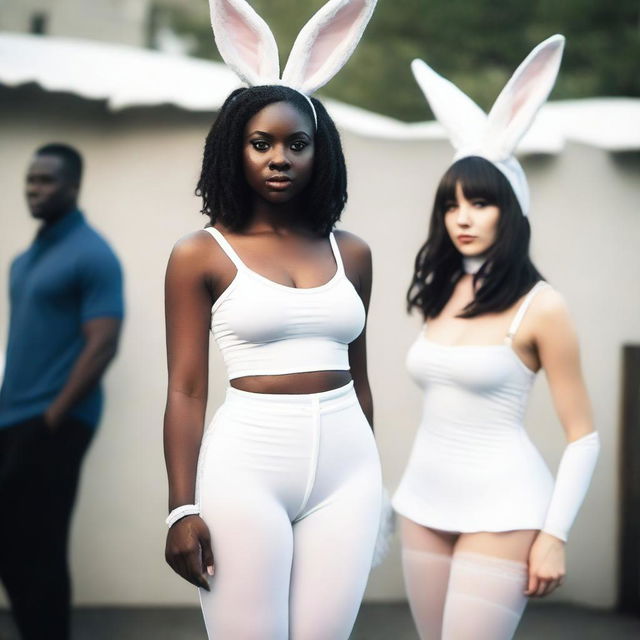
329, 232, 345, 275
204, 227, 246, 272
505, 281, 547, 344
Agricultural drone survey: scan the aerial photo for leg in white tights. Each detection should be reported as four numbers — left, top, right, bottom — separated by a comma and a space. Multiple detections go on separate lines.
441, 552, 528, 640
288, 491, 380, 639
198, 490, 294, 639
399, 518, 456, 640
197, 385, 381, 639
441, 531, 537, 640
289, 399, 382, 640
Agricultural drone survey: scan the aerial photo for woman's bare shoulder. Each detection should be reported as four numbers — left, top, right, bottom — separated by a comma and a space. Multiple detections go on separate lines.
170, 228, 229, 265
332, 229, 371, 264
532, 284, 570, 321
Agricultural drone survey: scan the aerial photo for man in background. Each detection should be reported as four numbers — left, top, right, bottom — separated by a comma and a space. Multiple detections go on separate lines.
0, 143, 124, 639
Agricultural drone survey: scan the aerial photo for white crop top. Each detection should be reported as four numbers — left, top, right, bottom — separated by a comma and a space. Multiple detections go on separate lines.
205, 227, 366, 380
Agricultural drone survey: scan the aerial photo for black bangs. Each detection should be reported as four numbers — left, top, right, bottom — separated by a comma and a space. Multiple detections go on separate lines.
407, 156, 543, 320
435, 156, 512, 212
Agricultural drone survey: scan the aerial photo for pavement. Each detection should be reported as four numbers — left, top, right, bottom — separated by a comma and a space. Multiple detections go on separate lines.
1, 602, 638, 639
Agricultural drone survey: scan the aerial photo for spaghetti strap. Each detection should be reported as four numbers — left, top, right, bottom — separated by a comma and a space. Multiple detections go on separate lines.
329, 232, 345, 275
204, 227, 246, 271
505, 281, 547, 344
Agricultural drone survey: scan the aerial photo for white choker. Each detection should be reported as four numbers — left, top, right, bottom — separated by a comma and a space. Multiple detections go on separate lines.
463, 256, 485, 275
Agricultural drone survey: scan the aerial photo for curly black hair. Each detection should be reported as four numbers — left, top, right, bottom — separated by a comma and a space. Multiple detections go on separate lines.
196, 85, 347, 236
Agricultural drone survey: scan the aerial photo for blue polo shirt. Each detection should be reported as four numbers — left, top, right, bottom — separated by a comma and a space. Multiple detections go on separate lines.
0, 210, 124, 429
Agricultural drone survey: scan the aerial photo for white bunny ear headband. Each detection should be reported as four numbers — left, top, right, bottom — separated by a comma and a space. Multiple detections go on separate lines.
209, 0, 378, 127
412, 34, 565, 216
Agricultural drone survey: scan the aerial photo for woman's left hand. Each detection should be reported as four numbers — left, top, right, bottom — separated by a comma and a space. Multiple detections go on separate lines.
525, 531, 566, 597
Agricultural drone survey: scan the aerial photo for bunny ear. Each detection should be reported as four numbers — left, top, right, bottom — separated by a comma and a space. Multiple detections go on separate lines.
209, 0, 280, 86
411, 58, 488, 154
483, 34, 565, 160
281, 0, 377, 95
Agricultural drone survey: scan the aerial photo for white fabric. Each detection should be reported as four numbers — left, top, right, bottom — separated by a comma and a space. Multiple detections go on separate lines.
208, 0, 377, 95
400, 550, 528, 640
298, 91, 318, 127
280, 0, 377, 96
441, 552, 528, 640
401, 549, 452, 639
196, 382, 382, 639
208, 0, 280, 87
392, 283, 556, 532
371, 487, 395, 568
462, 255, 484, 275
204, 228, 365, 380
165, 504, 200, 528
542, 431, 600, 541
411, 35, 565, 215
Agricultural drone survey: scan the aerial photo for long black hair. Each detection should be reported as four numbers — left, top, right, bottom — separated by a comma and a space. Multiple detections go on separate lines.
196, 85, 347, 236
407, 156, 544, 319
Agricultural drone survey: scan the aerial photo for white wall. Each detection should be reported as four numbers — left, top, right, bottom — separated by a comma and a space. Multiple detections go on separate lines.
0, 86, 638, 608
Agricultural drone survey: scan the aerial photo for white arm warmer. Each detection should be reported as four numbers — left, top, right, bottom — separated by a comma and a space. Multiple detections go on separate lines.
542, 431, 600, 542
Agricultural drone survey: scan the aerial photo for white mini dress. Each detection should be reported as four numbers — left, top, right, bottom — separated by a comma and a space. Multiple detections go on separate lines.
392, 282, 554, 532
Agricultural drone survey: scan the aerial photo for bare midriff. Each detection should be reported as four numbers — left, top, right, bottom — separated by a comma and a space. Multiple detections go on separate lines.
230, 370, 352, 394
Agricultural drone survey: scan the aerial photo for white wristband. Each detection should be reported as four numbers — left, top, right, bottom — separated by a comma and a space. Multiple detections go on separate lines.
166, 504, 200, 528
541, 431, 600, 542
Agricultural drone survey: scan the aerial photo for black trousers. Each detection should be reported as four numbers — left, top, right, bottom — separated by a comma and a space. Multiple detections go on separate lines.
0, 415, 93, 640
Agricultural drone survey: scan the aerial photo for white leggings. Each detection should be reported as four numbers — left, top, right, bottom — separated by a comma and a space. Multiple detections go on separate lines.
196, 381, 382, 639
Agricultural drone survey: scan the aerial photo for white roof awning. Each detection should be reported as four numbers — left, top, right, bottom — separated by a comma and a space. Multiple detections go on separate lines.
1, 32, 639, 154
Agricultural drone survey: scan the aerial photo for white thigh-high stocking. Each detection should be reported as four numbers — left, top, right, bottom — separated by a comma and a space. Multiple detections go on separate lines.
402, 549, 452, 640
441, 551, 528, 640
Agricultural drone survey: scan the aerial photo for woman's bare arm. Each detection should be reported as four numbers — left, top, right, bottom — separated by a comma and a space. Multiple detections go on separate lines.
337, 230, 374, 429
536, 289, 594, 443
163, 232, 216, 589
526, 288, 596, 598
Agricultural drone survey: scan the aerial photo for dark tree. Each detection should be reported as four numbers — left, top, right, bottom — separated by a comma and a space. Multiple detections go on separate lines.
151, 0, 640, 121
